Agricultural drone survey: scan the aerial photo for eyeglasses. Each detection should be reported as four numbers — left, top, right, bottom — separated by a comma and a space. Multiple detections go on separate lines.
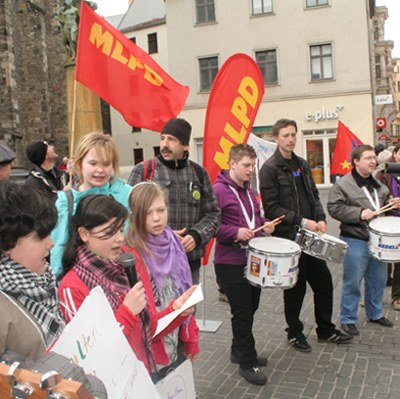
360, 156, 376, 161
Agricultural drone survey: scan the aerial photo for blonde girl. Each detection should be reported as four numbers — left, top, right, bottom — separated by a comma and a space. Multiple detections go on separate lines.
123, 182, 199, 381
51, 132, 132, 277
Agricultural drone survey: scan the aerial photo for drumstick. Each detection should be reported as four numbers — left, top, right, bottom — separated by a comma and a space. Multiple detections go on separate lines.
252, 215, 285, 233
374, 205, 396, 216
374, 203, 395, 215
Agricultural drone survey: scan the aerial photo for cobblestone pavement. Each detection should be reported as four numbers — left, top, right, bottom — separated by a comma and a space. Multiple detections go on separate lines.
194, 189, 400, 399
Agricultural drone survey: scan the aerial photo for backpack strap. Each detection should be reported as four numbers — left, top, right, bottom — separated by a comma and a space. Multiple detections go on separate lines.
190, 161, 204, 185
65, 189, 74, 224
142, 158, 156, 181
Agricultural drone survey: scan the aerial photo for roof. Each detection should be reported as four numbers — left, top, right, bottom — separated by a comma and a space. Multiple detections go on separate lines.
118, 0, 165, 31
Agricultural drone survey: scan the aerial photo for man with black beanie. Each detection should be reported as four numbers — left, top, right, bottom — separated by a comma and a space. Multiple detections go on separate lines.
25, 140, 64, 199
128, 118, 220, 284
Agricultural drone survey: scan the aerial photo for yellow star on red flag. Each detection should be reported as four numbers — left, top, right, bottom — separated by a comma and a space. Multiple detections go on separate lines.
340, 159, 351, 170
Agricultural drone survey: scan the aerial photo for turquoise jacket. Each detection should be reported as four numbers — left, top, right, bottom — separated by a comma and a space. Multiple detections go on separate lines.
50, 179, 132, 278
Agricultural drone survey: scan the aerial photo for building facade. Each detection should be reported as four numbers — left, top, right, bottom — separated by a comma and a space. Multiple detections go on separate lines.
165, 0, 376, 186
110, 0, 399, 186
372, 5, 397, 146
0, 0, 68, 167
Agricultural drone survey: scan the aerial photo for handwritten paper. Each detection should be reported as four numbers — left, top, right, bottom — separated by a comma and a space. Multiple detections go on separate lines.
52, 286, 161, 398
154, 284, 204, 337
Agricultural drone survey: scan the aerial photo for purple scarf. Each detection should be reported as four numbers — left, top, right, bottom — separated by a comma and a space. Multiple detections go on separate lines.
390, 177, 400, 217
141, 226, 192, 301
73, 246, 130, 311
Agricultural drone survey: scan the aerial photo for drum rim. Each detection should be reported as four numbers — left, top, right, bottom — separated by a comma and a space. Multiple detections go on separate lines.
248, 237, 301, 254
248, 247, 301, 257
369, 228, 400, 237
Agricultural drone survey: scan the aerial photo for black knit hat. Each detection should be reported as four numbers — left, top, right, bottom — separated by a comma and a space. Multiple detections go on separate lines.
0, 141, 15, 165
161, 118, 192, 145
26, 141, 48, 167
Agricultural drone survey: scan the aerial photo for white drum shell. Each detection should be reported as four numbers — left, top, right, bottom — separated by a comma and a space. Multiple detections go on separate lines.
368, 216, 400, 261
245, 237, 301, 289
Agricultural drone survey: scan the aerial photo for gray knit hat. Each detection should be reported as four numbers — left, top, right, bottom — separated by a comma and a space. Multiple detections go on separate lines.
0, 141, 15, 165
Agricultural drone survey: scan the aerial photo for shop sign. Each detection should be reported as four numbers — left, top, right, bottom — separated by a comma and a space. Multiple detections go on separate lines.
304, 104, 344, 123
375, 94, 393, 105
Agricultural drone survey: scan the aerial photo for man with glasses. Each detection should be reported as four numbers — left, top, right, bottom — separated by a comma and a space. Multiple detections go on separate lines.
328, 144, 400, 336
25, 140, 64, 199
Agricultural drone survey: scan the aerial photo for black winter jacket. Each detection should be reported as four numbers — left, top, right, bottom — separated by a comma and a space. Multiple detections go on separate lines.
259, 149, 326, 240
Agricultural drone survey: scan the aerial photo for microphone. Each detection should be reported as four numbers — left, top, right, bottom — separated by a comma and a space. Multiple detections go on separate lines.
120, 252, 138, 287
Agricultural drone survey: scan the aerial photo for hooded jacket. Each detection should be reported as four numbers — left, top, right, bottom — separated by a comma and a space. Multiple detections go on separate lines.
213, 170, 266, 265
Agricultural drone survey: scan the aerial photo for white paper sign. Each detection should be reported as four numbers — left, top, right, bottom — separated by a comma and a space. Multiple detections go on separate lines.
154, 284, 204, 337
52, 286, 161, 399
156, 360, 196, 399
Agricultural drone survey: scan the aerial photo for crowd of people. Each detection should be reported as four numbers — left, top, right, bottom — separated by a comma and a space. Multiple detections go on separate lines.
1, 116, 400, 393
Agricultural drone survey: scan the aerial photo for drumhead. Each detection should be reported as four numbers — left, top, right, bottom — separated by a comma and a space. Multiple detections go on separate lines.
249, 237, 300, 254
318, 233, 347, 245
369, 216, 400, 236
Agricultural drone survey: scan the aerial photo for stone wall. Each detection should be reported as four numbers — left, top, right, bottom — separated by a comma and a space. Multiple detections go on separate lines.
0, 0, 68, 167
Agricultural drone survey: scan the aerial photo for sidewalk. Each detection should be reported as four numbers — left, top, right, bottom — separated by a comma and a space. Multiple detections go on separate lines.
194, 189, 400, 399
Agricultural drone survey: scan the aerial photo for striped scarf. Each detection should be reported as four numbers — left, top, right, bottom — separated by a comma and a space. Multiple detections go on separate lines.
0, 254, 65, 347
73, 246, 130, 311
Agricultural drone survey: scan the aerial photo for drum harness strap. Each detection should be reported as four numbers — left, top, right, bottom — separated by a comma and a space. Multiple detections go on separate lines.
228, 186, 255, 229
361, 186, 380, 211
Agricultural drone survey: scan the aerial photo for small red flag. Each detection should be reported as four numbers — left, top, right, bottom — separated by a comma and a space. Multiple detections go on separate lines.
75, 2, 189, 132
330, 121, 363, 176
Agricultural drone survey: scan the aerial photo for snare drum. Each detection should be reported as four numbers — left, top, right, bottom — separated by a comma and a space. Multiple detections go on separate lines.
245, 237, 301, 289
295, 228, 348, 263
368, 216, 400, 261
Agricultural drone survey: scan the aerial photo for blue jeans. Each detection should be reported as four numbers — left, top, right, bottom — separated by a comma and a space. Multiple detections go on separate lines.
340, 236, 387, 324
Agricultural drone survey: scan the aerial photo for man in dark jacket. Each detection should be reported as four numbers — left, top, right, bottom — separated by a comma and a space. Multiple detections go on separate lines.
25, 140, 64, 200
259, 118, 352, 352
128, 118, 220, 284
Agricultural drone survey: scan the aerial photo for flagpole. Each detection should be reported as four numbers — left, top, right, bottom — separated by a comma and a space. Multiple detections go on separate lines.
70, 78, 78, 159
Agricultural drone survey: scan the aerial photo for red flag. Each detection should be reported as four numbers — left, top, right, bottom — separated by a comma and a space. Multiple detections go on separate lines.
330, 121, 363, 176
203, 53, 265, 184
75, 2, 189, 132
202, 54, 265, 265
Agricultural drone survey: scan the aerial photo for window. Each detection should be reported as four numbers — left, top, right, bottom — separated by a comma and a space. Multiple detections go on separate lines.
194, 138, 203, 165
375, 55, 381, 79
252, 0, 272, 15
148, 33, 158, 54
195, 0, 215, 24
310, 44, 333, 81
395, 125, 400, 136
256, 50, 278, 85
133, 148, 144, 165
306, 0, 328, 7
130, 37, 136, 44
374, 28, 379, 41
199, 56, 218, 91
153, 146, 160, 156
131, 126, 141, 133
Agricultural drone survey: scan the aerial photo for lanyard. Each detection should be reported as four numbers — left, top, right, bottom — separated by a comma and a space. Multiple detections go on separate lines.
229, 186, 255, 229
361, 186, 380, 211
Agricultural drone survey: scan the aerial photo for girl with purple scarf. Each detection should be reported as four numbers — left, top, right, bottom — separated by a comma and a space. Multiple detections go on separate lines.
124, 181, 199, 381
